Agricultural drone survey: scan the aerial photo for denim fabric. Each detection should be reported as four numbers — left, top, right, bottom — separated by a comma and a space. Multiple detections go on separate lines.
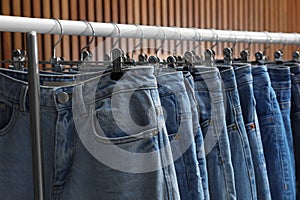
157, 71, 204, 200
233, 64, 271, 200
0, 67, 180, 200
252, 65, 295, 200
217, 65, 257, 200
268, 65, 295, 184
193, 66, 236, 200
184, 71, 210, 200
290, 64, 300, 199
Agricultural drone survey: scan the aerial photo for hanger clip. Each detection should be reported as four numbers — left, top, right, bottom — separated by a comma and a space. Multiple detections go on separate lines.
223, 47, 233, 65
110, 48, 124, 80
11, 49, 26, 71
274, 50, 283, 63
51, 57, 65, 72
204, 49, 215, 67
255, 51, 265, 65
293, 51, 300, 62
240, 50, 250, 63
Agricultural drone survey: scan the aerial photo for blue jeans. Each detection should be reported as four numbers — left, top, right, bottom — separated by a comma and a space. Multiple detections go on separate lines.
252, 65, 295, 200
157, 71, 204, 200
290, 63, 300, 198
217, 65, 257, 200
194, 66, 236, 200
268, 65, 296, 184
0, 67, 180, 200
184, 71, 210, 200
233, 64, 271, 200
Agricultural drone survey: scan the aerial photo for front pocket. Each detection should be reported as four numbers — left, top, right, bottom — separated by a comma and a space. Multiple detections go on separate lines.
93, 89, 159, 144
0, 100, 16, 135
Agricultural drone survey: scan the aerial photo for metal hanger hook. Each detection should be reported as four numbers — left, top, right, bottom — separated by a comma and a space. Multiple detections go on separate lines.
211, 29, 219, 49
132, 24, 144, 58
111, 23, 121, 49
155, 26, 166, 56
244, 30, 253, 50
294, 33, 300, 51
52, 18, 64, 58
80, 20, 96, 60
279, 32, 287, 52
263, 31, 272, 54
173, 27, 183, 56
193, 28, 202, 52
231, 31, 238, 50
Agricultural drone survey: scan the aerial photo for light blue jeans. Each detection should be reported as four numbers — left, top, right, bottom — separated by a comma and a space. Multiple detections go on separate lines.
233, 64, 271, 200
193, 66, 236, 200
0, 67, 180, 200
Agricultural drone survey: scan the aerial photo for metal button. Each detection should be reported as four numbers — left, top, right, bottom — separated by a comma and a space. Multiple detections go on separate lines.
57, 92, 69, 104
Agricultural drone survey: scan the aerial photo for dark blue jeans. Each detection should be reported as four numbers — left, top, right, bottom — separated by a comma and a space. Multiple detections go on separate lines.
252, 65, 295, 200
194, 66, 236, 200
233, 64, 271, 200
184, 71, 210, 200
218, 65, 257, 200
290, 63, 300, 199
157, 71, 204, 200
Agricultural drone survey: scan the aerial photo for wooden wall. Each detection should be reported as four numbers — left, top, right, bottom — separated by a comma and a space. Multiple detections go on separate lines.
0, 0, 299, 64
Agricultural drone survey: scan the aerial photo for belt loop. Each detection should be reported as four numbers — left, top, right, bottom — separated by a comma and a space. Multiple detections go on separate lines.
74, 84, 88, 118
19, 85, 28, 112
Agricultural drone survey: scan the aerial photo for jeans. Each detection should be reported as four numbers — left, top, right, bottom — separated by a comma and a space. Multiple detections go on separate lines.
0, 67, 180, 200
184, 71, 210, 200
252, 65, 295, 200
233, 64, 271, 200
268, 65, 296, 185
217, 65, 257, 200
193, 66, 236, 200
290, 63, 300, 199
157, 71, 203, 200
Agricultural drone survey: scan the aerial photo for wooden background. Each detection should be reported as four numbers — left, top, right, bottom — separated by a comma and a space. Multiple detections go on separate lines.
0, 0, 299, 65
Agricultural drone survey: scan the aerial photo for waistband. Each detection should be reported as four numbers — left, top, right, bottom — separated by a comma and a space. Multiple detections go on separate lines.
288, 63, 300, 83
216, 65, 238, 91
156, 71, 186, 96
251, 65, 271, 85
193, 65, 222, 91
233, 64, 253, 87
0, 66, 157, 112
267, 65, 291, 89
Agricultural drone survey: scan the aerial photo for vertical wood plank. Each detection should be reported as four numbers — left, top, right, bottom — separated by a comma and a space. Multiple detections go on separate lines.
104, 0, 111, 55
140, 0, 148, 54
69, 0, 79, 61
52, 0, 62, 58
2, 0, 12, 67
95, 0, 104, 60
148, 0, 155, 54
61, 0, 70, 61
12, 0, 23, 53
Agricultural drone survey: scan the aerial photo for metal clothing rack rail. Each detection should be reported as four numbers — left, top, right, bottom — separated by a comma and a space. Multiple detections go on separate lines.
1, 15, 300, 200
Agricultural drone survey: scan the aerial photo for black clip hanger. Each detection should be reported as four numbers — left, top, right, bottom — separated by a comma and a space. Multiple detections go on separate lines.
240, 50, 250, 63
166, 56, 177, 68
110, 48, 124, 80
204, 49, 215, 67
292, 51, 300, 62
183, 51, 194, 72
223, 47, 233, 66
10, 49, 26, 71
148, 55, 160, 65
254, 51, 265, 65
274, 50, 284, 64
